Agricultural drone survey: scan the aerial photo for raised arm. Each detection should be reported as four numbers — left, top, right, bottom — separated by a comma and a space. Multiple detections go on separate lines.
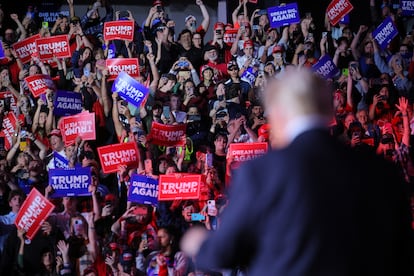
10, 14, 27, 40
395, 97, 410, 147
196, 0, 210, 33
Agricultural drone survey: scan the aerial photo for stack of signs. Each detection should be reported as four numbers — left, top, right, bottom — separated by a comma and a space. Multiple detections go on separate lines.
148, 122, 186, 146
15, 188, 55, 240
24, 74, 56, 97
372, 17, 399, 50
326, 0, 354, 26
312, 55, 340, 79
59, 112, 96, 146
53, 90, 83, 116
267, 3, 300, 28
158, 174, 202, 201
128, 174, 159, 206
104, 20, 135, 41
12, 34, 41, 64
97, 142, 139, 174
48, 167, 92, 197
106, 58, 139, 81
112, 71, 149, 107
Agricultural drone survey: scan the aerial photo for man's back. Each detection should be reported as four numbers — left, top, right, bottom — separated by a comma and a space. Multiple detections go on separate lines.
196, 129, 413, 275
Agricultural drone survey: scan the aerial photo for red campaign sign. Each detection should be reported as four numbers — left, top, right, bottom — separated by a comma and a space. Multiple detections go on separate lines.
104, 20, 135, 41
60, 112, 96, 146
223, 28, 238, 47
15, 188, 55, 240
0, 91, 18, 113
158, 174, 201, 201
106, 58, 139, 81
12, 34, 41, 64
97, 142, 139, 174
148, 122, 186, 147
226, 142, 269, 185
25, 74, 56, 97
326, 0, 354, 26
0, 112, 17, 150
36, 35, 71, 61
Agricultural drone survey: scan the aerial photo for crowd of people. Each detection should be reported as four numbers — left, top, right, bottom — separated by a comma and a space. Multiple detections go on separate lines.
0, 0, 413, 275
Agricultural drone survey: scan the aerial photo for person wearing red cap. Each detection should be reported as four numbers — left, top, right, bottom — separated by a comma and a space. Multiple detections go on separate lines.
230, 20, 253, 57
206, 21, 232, 64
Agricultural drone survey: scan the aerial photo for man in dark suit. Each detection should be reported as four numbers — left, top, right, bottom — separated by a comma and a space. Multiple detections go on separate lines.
181, 69, 414, 275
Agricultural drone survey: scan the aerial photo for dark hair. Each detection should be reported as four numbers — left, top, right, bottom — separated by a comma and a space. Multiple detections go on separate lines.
178, 29, 192, 41
8, 189, 25, 203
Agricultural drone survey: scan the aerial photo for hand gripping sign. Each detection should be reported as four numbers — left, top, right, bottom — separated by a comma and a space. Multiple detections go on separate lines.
148, 122, 186, 147
312, 55, 340, 79
0, 112, 17, 150
15, 188, 54, 240
158, 174, 201, 201
372, 16, 399, 50
128, 174, 159, 206
112, 71, 149, 107
326, 0, 354, 26
36, 34, 71, 61
97, 142, 139, 174
106, 58, 139, 81
60, 112, 96, 146
25, 74, 56, 97
48, 167, 92, 197
267, 3, 300, 28
12, 34, 41, 64
104, 20, 135, 41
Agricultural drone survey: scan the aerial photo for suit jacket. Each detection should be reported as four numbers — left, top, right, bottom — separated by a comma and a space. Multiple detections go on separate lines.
196, 129, 414, 276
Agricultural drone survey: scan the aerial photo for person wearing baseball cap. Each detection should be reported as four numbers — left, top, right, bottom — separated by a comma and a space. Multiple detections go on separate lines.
184, 0, 210, 36
203, 44, 228, 80
46, 129, 67, 171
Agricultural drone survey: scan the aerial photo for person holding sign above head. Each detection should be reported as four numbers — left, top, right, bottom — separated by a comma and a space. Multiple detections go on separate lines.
181, 68, 414, 276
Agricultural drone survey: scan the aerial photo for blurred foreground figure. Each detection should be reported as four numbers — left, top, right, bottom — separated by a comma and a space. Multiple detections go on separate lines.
182, 68, 414, 276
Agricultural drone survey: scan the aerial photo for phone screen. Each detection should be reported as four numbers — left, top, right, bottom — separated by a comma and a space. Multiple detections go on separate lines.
163, 105, 170, 119
206, 153, 213, 168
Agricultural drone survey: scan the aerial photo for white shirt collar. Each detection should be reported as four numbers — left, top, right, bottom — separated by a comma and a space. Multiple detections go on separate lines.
285, 115, 329, 143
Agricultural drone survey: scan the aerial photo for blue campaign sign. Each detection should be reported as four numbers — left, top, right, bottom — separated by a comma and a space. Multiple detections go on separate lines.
53, 90, 83, 116
54, 151, 69, 169
48, 167, 91, 197
339, 14, 350, 24
267, 3, 300, 28
0, 41, 4, 59
112, 71, 149, 107
401, 1, 414, 16
372, 17, 398, 50
128, 174, 159, 206
312, 55, 340, 79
